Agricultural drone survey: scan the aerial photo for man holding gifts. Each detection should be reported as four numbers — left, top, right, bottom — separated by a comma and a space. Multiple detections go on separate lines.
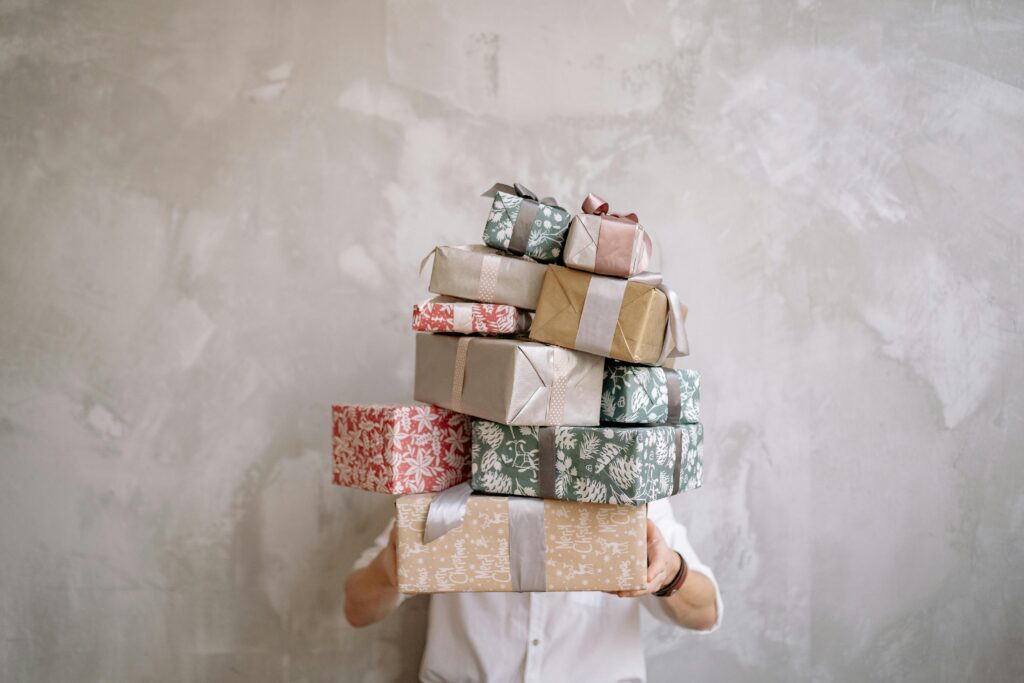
344, 502, 721, 683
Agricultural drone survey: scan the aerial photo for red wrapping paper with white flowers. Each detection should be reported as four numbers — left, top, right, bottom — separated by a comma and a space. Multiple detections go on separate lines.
332, 404, 471, 494
412, 296, 531, 335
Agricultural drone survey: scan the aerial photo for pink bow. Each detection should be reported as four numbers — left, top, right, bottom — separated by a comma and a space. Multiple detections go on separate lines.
581, 192, 639, 224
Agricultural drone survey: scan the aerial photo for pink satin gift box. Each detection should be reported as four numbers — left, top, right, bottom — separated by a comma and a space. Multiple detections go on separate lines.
562, 193, 654, 278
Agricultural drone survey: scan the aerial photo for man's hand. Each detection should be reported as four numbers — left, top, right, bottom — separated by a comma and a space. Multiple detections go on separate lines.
612, 519, 681, 598
344, 523, 402, 628
610, 518, 719, 631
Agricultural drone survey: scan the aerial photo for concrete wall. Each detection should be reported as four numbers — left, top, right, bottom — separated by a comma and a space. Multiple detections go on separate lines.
1, 0, 1022, 681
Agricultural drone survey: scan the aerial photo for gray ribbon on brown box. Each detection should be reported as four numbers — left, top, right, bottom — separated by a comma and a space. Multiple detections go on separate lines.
423, 481, 547, 592
482, 182, 563, 257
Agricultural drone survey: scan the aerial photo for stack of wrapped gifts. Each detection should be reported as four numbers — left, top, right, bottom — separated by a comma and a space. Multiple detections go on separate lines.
333, 182, 704, 594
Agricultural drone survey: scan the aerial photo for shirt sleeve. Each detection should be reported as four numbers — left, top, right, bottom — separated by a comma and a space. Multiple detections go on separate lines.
352, 518, 393, 569
642, 499, 723, 633
350, 515, 409, 606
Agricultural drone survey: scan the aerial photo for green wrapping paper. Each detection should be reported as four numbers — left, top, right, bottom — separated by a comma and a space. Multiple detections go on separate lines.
601, 363, 701, 425
482, 186, 571, 263
471, 420, 703, 505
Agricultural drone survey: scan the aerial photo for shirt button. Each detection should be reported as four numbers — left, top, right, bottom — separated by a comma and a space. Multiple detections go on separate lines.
532, 639, 540, 646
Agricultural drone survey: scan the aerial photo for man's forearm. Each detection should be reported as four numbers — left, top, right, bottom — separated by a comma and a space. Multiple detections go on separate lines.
658, 568, 718, 631
344, 554, 400, 628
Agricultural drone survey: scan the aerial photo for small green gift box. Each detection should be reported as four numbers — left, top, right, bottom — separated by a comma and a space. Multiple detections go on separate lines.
482, 183, 570, 263
471, 420, 703, 506
601, 363, 700, 425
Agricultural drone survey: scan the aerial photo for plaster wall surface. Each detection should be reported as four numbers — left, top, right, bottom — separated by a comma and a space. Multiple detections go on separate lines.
1, 1, 1022, 681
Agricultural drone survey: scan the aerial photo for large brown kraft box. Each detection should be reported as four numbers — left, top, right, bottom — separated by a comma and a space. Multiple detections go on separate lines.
396, 492, 647, 593
414, 333, 603, 426
426, 245, 549, 311
529, 265, 683, 365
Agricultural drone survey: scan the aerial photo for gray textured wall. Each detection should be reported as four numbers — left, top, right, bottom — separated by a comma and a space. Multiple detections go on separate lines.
1, 0, 1022, 681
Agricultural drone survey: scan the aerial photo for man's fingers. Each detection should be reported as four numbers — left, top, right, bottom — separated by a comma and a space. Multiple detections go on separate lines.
647, 568, 667, 593
647, 549, 671, 581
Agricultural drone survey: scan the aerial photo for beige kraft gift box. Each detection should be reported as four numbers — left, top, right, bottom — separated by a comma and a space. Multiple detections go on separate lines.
426, 245, 549, 311
414, 333, 603, 426
396, 492, 647, 593
529, 266, 682, 365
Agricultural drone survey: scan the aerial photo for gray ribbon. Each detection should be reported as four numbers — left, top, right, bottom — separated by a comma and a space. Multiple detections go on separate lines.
665, 369, 682, 425
422, 481, 548, 591
536, 427, 557, 499
508, 200, 537, 255
655, 284, 690, 364
627, 272, 690, 365
481, 182, 561, 208
672, 427, 683, 495
508, 497, 547, 591
422, 481, 474, 544
574, 275, 629, 355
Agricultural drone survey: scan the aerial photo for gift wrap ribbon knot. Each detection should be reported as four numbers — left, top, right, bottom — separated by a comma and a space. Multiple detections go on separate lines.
581, 192, 639, 224
423, 482, 548, 592
483, 182, 562, 257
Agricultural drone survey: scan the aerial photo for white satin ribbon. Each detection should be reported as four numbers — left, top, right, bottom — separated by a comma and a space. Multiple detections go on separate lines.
655, 284, 689, 365
423, 482, 474, 544
573, 276, 628, 356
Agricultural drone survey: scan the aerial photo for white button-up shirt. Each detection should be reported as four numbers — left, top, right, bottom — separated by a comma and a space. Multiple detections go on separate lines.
353, 499, 722, 683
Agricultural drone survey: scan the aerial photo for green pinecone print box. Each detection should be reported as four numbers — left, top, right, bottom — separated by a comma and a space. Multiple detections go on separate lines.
602, 363, 701, 425
471, 419, 703, 506
482, 188, 570, 263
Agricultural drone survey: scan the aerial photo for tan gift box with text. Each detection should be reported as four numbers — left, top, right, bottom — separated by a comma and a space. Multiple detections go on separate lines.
396, 492, 647, 593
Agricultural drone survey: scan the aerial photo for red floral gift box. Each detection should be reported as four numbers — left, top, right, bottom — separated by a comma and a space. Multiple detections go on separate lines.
332, 404, 471, 494
412, 296, 531, 336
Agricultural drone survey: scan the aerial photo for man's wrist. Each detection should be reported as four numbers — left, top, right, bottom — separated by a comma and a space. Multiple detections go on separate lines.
654, 552, 688, 597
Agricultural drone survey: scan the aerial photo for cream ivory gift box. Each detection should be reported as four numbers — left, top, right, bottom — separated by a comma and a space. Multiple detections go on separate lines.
396, 486, 647, 593
425, 245, 548, 311
413, 333, 603, 426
